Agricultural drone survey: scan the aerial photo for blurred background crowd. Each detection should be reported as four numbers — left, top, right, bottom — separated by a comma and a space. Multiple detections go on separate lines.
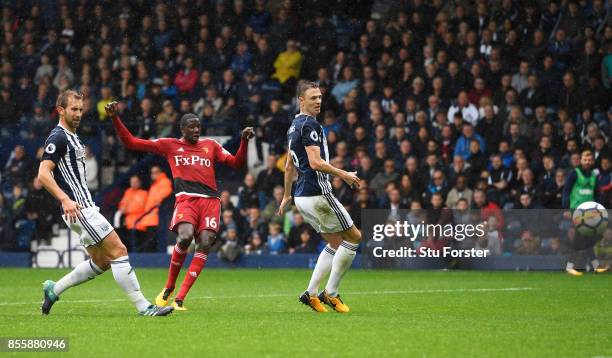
0, 0, 610, 259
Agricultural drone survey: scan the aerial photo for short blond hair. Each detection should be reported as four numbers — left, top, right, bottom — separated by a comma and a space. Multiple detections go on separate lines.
56, 89, 83, 108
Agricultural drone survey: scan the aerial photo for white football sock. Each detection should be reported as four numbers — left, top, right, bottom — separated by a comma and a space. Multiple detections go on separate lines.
110, 256, 150, 312
54, 259, 103, 296
325, 241, 359, 297
307, 245, 336, 295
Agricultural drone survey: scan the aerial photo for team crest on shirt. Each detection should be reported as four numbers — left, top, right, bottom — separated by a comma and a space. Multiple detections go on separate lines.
202, 147, 209, 153
178, 213, 184, 219
45, 143, 56, 154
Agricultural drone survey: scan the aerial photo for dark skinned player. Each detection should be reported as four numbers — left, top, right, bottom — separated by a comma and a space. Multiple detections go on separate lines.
106, 101, 254, 310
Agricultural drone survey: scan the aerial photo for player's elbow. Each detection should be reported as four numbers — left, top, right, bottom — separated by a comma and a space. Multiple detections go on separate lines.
37, 165, 49, 182
284, 162, 294, 173
37, 171, 49, 186
308, 159, 321, 171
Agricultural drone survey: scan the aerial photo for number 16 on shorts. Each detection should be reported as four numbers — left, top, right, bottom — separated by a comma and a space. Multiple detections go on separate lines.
170, 197, 221, 233
204, 217, 217, 230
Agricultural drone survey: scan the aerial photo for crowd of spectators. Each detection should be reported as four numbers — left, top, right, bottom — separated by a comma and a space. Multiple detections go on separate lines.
0, 0, 610, 257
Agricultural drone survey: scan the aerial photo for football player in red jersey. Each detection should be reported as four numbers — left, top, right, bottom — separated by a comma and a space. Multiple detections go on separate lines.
105, 101, 254, 310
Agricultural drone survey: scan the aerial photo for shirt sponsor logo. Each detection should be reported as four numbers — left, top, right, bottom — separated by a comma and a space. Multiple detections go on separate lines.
173, 155, 212, 167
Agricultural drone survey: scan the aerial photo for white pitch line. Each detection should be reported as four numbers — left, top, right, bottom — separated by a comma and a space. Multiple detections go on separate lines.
0, 287, 536, 307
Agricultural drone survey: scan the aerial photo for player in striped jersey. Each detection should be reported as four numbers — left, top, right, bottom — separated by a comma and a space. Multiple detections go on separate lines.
37, 90, 173, 316
278, 81, 362, 313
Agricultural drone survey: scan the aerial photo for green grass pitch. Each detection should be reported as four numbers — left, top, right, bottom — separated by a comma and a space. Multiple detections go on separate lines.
0, 268, 610, 357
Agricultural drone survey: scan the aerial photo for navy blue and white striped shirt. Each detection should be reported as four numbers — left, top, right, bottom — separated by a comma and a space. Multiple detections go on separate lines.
287, 113, 332, 197
41, 125, 95, 209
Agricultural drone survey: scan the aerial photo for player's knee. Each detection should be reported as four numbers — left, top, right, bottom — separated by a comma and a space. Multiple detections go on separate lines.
98, 260, 111, 271
196, 232, 216, 252
176, 228, 194, 249
325, 235, 342, 250
176, 235, 192, 250
91, 256, 110, 271
354, 228, 362, 242
346, 226, 362, 244
113, 243, 128, 258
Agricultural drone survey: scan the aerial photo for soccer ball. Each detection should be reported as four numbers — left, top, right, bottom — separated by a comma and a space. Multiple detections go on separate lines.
572, 201, 609, 237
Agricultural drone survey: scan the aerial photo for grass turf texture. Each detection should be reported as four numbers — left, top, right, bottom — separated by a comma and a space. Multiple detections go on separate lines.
0, 269, 610, 357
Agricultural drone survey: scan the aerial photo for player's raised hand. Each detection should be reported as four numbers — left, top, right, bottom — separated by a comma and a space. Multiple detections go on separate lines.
104, 101, 119, 118
342, 171, 361, 189
277, 195, 292, 216
61, 197, 83, 224
241, 127, 255, 140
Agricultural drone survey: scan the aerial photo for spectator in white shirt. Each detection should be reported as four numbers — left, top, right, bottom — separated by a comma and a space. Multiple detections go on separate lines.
447, 91, 479, 125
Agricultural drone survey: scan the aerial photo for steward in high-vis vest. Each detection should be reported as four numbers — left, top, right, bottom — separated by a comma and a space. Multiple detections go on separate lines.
562, 150, 608, 276
563, 150, 599, 209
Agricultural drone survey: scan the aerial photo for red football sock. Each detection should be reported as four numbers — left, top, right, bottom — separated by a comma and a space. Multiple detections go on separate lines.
175, 251, 207, 301
164, 244, 188, 290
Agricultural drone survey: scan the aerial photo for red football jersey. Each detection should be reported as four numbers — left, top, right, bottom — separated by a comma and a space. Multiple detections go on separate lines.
112, 116, 248, 202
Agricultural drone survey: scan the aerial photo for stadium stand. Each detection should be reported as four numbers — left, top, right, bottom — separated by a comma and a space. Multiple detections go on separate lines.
0, 0, 610, 264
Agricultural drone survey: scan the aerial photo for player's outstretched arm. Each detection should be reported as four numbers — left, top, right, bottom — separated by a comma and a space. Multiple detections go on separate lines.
105, 101, 164, 154
304, 145, 361, 188
278, 149, 295, 216
37, 160, 82, 223
220, 127, 254, 169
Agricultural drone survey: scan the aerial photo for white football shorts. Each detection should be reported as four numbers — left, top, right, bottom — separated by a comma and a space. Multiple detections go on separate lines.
61, 206, 114, 247
294, 194, 353, 233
